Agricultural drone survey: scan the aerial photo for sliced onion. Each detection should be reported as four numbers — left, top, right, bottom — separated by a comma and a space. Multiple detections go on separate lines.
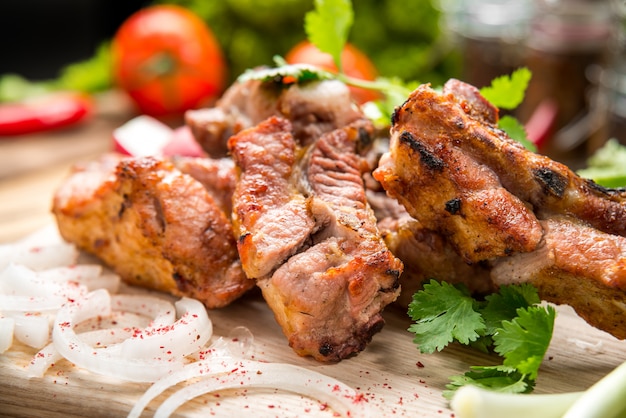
12, 313, 50, 349
110, 294, 176, 328
0, 241, 78, 272
0, 316, 15, 353
51, 289, 213, 382
153, 360, 372, 418
28, 327, 135, 378
0, 263, 87, 304
115, 297, 211, 360
129, 327, 255, 418
128, 358, 246, 418
0, 295, 70, 313
37, 264, 103, 283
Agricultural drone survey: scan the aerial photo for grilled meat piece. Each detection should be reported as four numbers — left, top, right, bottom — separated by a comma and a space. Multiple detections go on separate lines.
52, 154, 253, 308
229, 116, 402, 362
172, 156, 237, 215
374, 83, 544, 263
373, 78, 626, 341
379, 213, 495, 308
492, 217, 626, 339
367, 182, 495, 307
186, 78, 366, 157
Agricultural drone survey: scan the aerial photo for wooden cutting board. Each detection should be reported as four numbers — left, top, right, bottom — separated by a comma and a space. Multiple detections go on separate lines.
1, 93, 626, 417
2, 273, 626, 417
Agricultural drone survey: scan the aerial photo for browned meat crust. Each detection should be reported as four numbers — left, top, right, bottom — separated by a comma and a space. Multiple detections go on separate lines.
373, 79, 626, 341
492, 217, 626, 339
440, 79, 626, 237
229, 116, 402, 362
171, 156, 237, 215
186, 78, 366, 158
379, 213, 495, 308
374, 83, 544, 262
52, 154, 253, 309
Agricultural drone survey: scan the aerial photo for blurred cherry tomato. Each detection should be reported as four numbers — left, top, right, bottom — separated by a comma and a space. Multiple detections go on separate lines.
285, 41, 380, 104
112, 5, 227, 118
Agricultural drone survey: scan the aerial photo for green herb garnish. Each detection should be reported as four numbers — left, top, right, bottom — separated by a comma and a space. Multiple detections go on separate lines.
479, 67, 535, 151
408, 279, 555, 398
480, 67, 532, 111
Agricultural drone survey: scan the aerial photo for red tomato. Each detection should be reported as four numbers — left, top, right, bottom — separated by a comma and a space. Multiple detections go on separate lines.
285, 41, 380, 104
112, 5, 227, 118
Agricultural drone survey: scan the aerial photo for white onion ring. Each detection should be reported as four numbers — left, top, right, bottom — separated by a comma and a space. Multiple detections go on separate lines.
0, 263, 88, 312
129, 327, 255, 418
0, 241, 78, 272
0, 316, 15, 353
104, 295, 210, 360
52, 289, 213, 382
28, 327, 135, 378
12, 313, 50, 349
152, 360, 372, 418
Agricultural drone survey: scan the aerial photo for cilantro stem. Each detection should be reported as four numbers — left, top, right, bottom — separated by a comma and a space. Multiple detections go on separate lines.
336, 73, 412, 98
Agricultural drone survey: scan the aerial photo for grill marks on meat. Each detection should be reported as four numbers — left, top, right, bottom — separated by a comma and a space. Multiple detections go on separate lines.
52, 155, 253, 309
375, 103, 543, 262
373, 78, 626, 341
441, 79, 626, 237
186, 78, 366, 158
229, 116, 402, 362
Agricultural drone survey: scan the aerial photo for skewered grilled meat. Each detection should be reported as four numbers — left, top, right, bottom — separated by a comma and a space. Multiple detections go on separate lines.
492, 217, 626, 339
172, 156, 237, 215
52, 154, 253, 308
373, 79, 626, 341
228, 116, 402, 362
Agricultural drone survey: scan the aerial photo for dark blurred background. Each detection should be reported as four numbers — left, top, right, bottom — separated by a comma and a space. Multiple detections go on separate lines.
0, 0, 146, 80
1, 0, 625, 169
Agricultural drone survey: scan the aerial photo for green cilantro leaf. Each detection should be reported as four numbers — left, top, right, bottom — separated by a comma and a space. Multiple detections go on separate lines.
304, 0, 354, 71
480, 67, 532, 110
498, 115, 536, 152
444, 365, 534, 399
494, 305, 556, 380
482, 283, 540, 334
408, 280, 555, 398
407, 280, 485, 353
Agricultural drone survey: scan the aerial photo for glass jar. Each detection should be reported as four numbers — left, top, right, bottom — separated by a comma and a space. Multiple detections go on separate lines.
438, 0, 532, 88
517, 0, 619, 168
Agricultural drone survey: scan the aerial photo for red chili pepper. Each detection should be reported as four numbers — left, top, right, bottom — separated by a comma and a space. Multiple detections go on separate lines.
0, 92, 93, 136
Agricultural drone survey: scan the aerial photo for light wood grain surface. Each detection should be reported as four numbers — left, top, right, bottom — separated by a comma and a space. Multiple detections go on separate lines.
1, 94, 626, 417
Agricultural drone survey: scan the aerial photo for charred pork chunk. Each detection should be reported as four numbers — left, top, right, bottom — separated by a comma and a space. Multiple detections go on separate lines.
171, 156, 237, 215
492, 217, 626, 339
228, 116, 403, 362
378, 213, 495, 308
186, 78, 367, 158
373, 79, 626, 341
52, 155, 253, 309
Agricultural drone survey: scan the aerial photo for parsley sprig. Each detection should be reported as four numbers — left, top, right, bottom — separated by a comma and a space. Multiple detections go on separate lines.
408, 279, 555, 398
237, 0, 413, 109
479, 67, 535, 151
240, 0, 534, 151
